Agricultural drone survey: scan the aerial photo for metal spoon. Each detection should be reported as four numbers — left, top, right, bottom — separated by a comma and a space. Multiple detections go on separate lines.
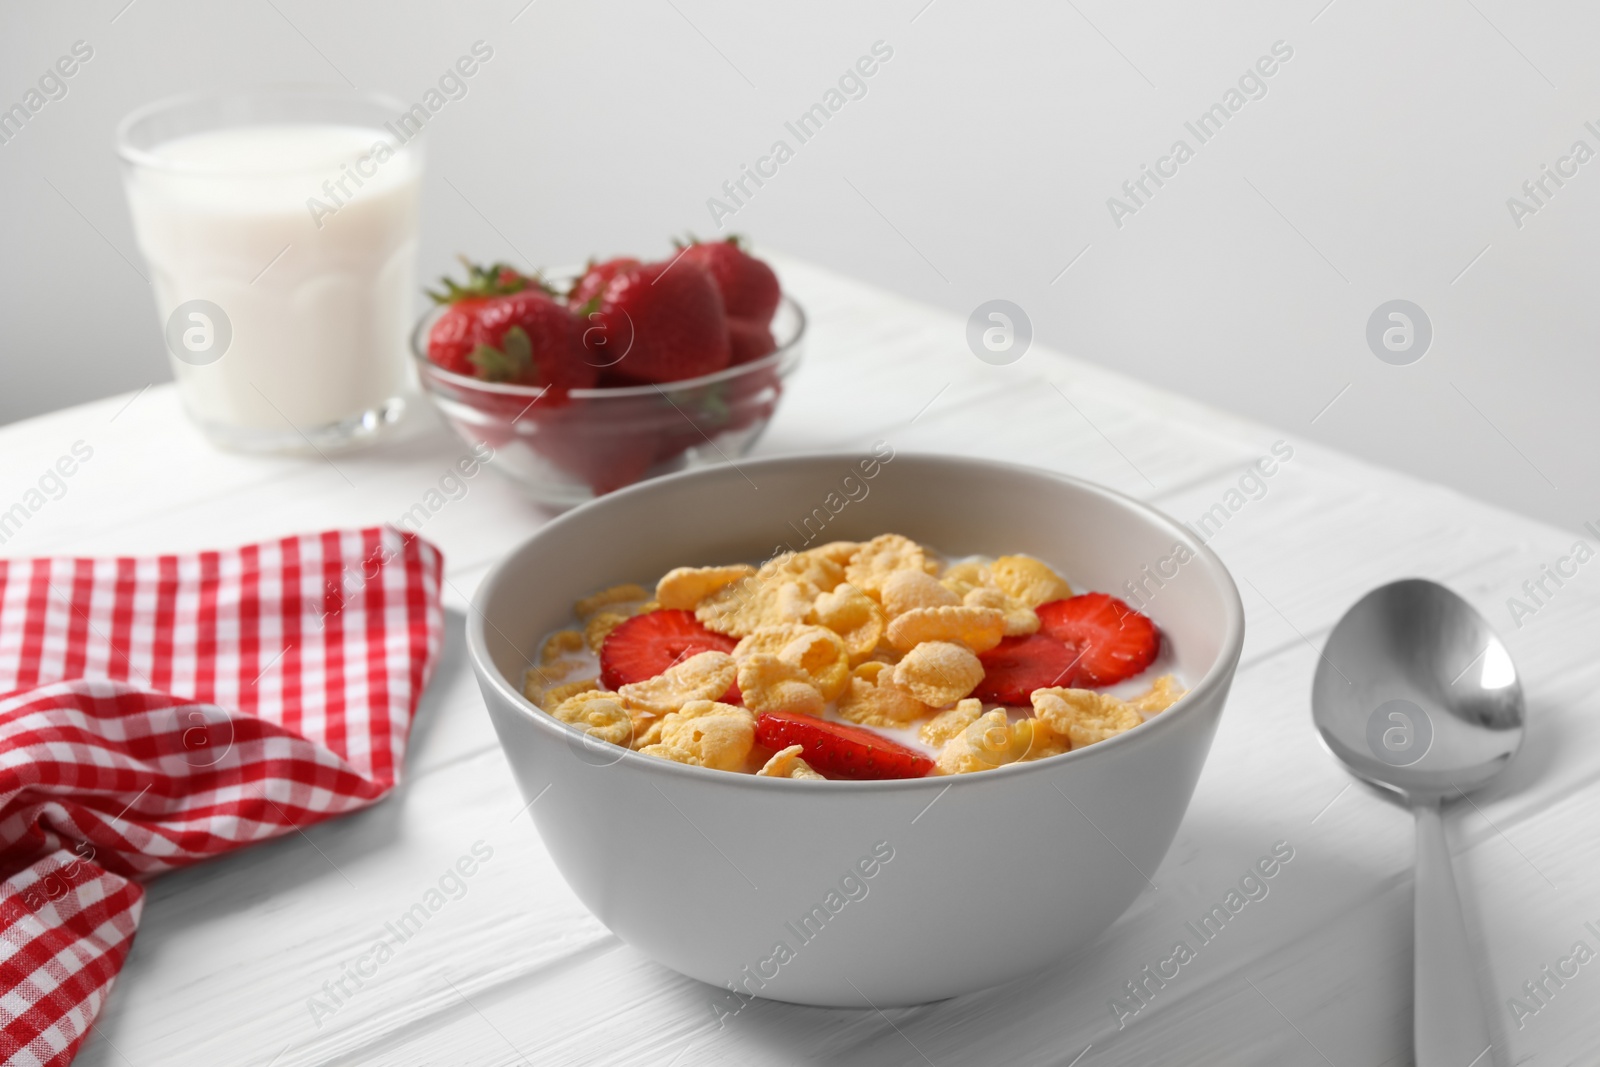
1311, 578, 1524, 1067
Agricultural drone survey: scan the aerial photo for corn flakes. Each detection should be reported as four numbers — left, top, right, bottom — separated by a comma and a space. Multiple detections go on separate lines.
639, 743, 702, 766
918, 698, 985, 747
541, 629, 585, 662
737, 652, 826, 717
617, 650, 737, 716
574, 584, 649, 619
961, 586, 1041, 636
541, 534, 1178, 780
1019, 720, 1071, 761
807, 541, 861, 566
733, 623, 850, 702
885, 605, 1005, 653
585, 610, 628, 652
658, 700, 755, 771
939, 560, 992, 599
1030, 687, 1143, 749
767, 549, 846, 591
893, 641, 985, 706
540, 678, 599, 708
845, 534, 937, 596
991, 555, 1073, 608
551, 690, 634, 746
758, 744, 825, 780
655, 564, 757, 611
523, 661, 573, 700
695, 552, 841, 636
811, 584, 886, 664
837, 661, 929, 727
935, 710, 1032, 774
1131, 674, 1186, 714
880, 569, 961, 617
630, 714, 664, 749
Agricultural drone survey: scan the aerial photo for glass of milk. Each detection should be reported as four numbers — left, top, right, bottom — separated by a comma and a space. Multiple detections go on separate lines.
117, 87, 423, 452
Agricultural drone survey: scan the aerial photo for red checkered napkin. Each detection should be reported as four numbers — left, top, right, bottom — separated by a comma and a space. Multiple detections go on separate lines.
0, 527, 444, 1067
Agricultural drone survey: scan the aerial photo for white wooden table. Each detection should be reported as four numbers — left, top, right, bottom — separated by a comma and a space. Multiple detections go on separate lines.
6, 257, 1597, 1066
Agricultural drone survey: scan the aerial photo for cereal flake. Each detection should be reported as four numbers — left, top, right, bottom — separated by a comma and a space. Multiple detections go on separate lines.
574, 584, 649, 619
655, 564, 757, 611
919, 698, 985, 747
837, 661, 929, 727
639, 743, 702, 767
758, 744, 825, 780
991, 555, 1073, 608
962, 586, 1041, 636
844, 534, 937, 596
541, 629, 585, 662
736, 652, 825, 716
540, 678, 599, 708
617, 650, 737, 716
1131, 674, 1186, 714
885, 606, 1005, 653
696, 552, 842, 636
935, 709, 1032, 775
811, 584, 887, 664
551, 690, 633, 747
585, 610, 629, 652
734, 623, 850, 702
1031, 687, 1143, 749
659, 700, 755, 771
893, 641, 985, 706
880, 569, 961, 617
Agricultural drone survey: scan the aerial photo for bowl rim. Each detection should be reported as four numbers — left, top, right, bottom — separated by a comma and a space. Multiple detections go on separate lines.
467, 452, 1246, 792
410, 293, 806, 401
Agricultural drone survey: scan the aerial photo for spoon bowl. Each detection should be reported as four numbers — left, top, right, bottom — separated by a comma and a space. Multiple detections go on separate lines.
1313, 578, 1524, 799
1312, 578, 1525, 1067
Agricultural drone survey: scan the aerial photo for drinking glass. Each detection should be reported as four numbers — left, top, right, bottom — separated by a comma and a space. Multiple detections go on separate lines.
117, 86, 424, 452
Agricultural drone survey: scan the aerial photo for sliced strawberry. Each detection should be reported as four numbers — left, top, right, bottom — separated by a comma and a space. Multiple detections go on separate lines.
599, 610, 738, 694
754, 711, 933, 780
973, 633, 1084, 706
1035, 593, 1160, 686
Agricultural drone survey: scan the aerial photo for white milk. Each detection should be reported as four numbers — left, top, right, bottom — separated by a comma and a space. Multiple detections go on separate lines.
123, 124, 420, 445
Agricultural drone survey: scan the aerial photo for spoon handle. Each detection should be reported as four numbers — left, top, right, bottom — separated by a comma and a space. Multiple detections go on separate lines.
1413, 800, 1492, 1067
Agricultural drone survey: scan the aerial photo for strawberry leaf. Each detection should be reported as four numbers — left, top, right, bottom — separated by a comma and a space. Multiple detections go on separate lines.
427, 258, 532, 305
468, 325, 534, 383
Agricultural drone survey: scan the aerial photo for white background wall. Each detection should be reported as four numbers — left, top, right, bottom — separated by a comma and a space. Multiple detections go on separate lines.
2, 0, 1596, 532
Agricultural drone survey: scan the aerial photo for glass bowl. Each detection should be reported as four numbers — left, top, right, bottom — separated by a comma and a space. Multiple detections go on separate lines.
411, 295, 804, 508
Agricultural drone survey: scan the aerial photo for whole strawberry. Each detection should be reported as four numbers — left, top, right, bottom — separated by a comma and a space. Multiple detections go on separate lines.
677, 236, 780, 323
425, 260, 526, 375
426, 260, 597, 392
568, 256, 641, 310
727, 318, 777, 365
585, 259, 731, 384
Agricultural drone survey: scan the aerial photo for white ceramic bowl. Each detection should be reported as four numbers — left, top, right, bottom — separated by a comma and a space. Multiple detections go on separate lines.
468, 453, 1245, 1007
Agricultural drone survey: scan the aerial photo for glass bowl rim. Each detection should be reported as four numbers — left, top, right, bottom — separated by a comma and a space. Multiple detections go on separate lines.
410, 292, 806, 401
